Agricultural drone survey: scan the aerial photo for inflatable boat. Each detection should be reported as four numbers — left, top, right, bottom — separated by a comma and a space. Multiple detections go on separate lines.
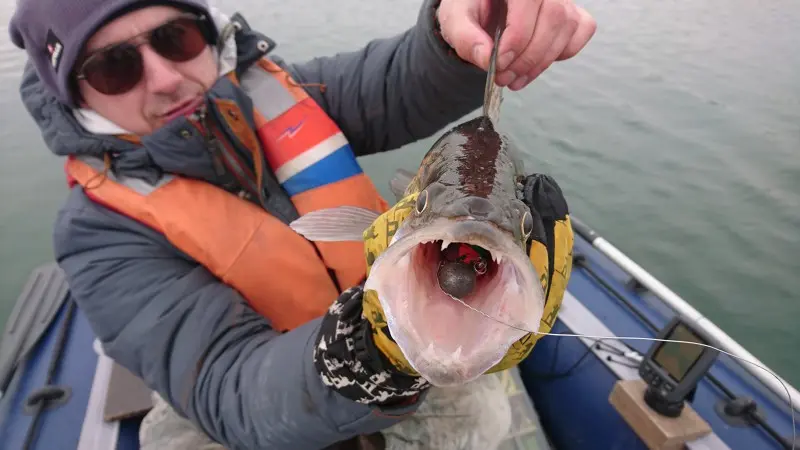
0, 215, 797, 450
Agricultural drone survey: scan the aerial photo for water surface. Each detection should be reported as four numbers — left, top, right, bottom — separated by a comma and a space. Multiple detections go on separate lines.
0, 0, 797, 385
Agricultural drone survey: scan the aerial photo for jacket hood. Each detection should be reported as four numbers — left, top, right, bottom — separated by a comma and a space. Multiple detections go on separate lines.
18, 7, 275, 184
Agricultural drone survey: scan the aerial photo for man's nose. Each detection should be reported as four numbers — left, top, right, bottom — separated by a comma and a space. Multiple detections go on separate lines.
140, 46, 183, 94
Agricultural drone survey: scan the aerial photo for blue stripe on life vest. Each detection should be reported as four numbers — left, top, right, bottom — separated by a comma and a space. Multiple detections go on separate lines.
281, 143, 363, 196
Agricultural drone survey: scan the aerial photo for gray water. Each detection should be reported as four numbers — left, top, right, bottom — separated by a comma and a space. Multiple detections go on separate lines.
0, 0, 798, 387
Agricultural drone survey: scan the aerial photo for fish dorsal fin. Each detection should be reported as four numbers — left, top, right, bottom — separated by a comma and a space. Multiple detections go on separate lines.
389, 169, 415, 201
483, 25, 505, 127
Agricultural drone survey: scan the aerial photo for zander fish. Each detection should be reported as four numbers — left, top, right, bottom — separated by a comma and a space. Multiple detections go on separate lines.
289, 25, 545, 386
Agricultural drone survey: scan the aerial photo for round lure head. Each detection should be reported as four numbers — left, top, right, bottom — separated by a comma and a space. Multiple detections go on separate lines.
365, 127, 545, 386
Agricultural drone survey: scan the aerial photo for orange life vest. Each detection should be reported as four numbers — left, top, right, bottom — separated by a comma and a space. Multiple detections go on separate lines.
65, 58, 389, 332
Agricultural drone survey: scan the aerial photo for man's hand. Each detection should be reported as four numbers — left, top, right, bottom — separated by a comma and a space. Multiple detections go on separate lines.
437, 0, 597, 91
314, 285, 429, 407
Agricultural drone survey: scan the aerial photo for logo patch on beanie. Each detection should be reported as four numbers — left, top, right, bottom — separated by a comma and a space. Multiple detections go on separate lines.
45, 30, 63, 71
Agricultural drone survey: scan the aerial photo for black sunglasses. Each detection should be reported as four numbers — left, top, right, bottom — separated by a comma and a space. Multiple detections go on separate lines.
74, 13, 214, 96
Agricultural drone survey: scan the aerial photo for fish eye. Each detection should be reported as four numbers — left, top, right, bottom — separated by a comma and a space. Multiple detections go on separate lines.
521, 210, 533, 238
416, 190, 429, 214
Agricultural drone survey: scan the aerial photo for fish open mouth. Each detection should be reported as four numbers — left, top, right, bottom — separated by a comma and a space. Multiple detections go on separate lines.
364, 217, 544, 386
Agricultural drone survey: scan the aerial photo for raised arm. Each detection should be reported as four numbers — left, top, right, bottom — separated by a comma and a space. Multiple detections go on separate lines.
52, 190, 420, 450
283, 0, 487, 157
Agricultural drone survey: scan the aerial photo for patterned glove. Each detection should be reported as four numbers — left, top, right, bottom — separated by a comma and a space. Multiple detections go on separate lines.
313, 285, 430, 406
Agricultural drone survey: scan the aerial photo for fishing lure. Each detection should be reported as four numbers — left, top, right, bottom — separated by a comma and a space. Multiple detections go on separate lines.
438, 243, 493, 298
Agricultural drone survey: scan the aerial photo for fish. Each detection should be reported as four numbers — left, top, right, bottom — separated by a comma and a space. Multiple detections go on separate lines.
289, 24, 545, 386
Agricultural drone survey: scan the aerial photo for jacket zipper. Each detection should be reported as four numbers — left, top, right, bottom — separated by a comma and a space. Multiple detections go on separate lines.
203, 102, 263, 204
196, 106, 227, 178
197, 105, 261, 200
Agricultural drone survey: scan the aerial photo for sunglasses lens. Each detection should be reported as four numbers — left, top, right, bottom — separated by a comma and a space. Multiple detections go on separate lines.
150, 17, 209, 62
82, 44, 143, 95
77, 16, 209, 96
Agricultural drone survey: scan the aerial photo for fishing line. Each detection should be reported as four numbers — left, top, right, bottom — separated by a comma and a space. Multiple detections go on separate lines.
445, 295, 798, 449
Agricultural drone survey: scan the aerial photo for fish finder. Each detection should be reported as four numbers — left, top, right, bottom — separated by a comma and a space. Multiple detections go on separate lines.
638, 317, 719, 417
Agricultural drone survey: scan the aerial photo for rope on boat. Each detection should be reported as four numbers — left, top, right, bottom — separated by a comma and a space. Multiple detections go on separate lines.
21, 299, 76, 450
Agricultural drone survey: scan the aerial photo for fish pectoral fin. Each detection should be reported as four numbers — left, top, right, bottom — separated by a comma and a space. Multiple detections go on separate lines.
389, 169, 415, 201
289, 206, 380, 242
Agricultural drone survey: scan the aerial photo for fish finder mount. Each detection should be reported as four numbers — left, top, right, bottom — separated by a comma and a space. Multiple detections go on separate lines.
638, 317, 719, 418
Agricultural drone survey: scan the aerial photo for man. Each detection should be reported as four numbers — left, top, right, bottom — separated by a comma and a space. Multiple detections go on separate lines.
9, 0, 595, 449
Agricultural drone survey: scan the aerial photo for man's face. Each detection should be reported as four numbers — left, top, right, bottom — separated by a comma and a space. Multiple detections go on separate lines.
76, 6, 218, 135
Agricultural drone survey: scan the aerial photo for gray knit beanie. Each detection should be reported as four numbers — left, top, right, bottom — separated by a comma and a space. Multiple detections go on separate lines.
9, 0, 214, 107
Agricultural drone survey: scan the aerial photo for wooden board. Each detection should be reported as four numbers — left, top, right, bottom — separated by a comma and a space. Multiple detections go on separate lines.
103, 362, 155, 422
609, 379, 711, 450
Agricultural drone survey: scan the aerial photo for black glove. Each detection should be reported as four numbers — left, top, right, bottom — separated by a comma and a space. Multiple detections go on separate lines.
519, 173, 574, 332
313, 286, 430, 406
521, 174, 569, 230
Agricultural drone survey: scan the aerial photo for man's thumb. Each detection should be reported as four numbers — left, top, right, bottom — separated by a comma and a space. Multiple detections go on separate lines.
437, 5, 494, 70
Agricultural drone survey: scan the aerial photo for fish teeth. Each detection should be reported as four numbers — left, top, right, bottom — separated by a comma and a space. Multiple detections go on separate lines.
441, 240, 451, 251
492, 253, 503, 265
426, 342, 436, 356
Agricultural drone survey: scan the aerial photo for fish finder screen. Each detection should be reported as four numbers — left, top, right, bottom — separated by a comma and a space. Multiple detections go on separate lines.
651, 323, 705, 382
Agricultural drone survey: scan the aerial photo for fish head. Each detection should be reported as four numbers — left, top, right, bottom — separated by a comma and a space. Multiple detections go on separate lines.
364, 120, 545, 387
401, 117, 536, 250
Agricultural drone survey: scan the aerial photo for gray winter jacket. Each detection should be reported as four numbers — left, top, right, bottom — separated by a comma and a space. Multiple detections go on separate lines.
18, 3, 486, 449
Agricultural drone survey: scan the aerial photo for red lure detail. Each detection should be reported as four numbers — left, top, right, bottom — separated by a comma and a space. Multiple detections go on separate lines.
441, 243, 489, 275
